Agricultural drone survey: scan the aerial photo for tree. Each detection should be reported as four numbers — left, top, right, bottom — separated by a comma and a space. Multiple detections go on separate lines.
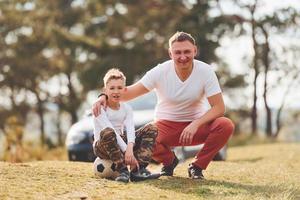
229, 1, 300, 136
258, 7, 299, 137
77, 1, 188, 90
273, 45, 300, 138
0, 0, 63, 145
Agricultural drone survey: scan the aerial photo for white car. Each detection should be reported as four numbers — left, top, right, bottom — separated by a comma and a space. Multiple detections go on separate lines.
65, 92, 227, 162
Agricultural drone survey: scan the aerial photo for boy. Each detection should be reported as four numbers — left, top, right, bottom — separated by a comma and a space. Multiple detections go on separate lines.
93, 68, 158, 183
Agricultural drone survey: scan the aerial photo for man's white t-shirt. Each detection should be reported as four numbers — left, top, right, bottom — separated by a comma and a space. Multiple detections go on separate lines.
139, 59, 221, 122
93, 103, 135, 152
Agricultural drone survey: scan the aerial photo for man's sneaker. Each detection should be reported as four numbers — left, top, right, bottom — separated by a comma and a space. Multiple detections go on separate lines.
115, 167, 130, 183
188, 164, 204, 179
130, 167, 161, 182
161, 154, 179, 176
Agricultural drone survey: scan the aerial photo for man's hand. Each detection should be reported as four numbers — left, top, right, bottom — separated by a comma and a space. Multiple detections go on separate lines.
179, 122, 199, 145
92, 95, 107, 117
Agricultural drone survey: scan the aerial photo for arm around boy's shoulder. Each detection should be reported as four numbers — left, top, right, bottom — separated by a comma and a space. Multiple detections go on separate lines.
93, 107, 107, 119
93, 107, 114, 134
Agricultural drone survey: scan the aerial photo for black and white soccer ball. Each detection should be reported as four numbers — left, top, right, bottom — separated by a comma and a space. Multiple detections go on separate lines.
93, 157, 119, 179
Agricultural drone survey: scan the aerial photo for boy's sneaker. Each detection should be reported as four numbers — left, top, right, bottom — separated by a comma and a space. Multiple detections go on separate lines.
138, 167, 151, 176
188, 164, 204, 179
160, 154, 179, 176
130, 167, 161, 182
115, 167, 130, 183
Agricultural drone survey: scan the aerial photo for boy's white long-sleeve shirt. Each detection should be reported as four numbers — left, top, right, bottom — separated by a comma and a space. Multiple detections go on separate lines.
93, 103, 135, 152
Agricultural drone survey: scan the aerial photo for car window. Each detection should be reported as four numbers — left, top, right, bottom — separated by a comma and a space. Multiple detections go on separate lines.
127, 91, 157, 110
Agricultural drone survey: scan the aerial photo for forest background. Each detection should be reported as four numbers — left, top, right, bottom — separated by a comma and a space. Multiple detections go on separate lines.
0, 0, 299, 161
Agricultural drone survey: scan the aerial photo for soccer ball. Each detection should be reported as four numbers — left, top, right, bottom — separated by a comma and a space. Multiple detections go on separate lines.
93, 157, 119, 179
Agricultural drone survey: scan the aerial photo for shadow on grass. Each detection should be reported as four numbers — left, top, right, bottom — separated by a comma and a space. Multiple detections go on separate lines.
146, 176, 298, 198
227, 157, 263, 163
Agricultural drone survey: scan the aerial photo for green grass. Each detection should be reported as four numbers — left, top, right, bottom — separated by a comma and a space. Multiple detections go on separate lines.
1, 143, 299, 200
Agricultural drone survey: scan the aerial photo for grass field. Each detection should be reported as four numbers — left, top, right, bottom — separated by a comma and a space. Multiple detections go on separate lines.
1, 143, 299, 200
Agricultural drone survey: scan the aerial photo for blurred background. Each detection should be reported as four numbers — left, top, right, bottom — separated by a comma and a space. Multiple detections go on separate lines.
0, 0, 299, 162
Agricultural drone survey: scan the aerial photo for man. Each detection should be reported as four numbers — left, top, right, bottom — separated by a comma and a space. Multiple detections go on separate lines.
93, 32, 234, 179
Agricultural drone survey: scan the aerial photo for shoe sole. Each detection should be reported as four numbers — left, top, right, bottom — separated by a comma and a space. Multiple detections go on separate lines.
130, 173, 161, 182
115, 177, 129, 183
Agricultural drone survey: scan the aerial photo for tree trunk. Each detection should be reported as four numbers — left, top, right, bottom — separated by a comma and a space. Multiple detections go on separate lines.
275, 105, 283, 138
54, 94, 64, 147
56, 111, 64, 146
263, 74, 272, 137
261, 27, 272, 137
250, 3, 259, 135
274, 72, 299, 138
35, 92, 46, 146
251, 74, 258, 135
66, 72, 79, 124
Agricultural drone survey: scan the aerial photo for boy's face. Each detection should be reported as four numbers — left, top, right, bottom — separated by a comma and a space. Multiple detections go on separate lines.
104, 78, 125, 103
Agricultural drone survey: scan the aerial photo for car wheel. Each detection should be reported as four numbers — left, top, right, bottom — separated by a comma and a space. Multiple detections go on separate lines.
87, 151, 96, 162
213, 152, 225, 161
68, 151, 77, 161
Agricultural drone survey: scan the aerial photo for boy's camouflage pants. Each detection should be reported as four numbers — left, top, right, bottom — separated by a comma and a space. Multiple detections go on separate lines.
93, 123, 157, 170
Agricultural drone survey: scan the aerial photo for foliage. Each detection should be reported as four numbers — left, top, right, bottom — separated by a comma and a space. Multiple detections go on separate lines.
0, 0, 299, 149
2, 116, 24, 162
228, 1, 300, 137
0, 0, 243, 147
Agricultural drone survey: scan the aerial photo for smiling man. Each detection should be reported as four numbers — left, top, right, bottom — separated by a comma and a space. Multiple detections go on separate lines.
93, 31, 234, 180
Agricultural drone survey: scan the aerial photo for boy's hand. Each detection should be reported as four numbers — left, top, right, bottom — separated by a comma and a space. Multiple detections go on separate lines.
129, 160, 139, 171
125, 144, 139, 170
92, 95, 107, 116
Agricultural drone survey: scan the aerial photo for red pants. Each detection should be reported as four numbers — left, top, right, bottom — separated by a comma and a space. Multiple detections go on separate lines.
152, 117, 234, 170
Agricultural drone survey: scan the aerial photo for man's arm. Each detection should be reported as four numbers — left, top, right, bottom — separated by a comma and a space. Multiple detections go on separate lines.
122, 82, 150, 101
179, 93, 225, 144
193, 93, 225, 127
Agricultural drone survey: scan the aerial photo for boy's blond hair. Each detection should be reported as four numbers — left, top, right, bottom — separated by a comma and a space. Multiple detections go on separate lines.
103, 68, 126, 87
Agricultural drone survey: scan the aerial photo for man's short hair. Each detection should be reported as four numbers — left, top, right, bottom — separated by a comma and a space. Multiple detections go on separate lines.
168, 32, 196, 48
103, 68, 126, 87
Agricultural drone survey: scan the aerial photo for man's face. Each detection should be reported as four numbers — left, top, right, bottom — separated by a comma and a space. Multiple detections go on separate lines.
169, 40, 197, 70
